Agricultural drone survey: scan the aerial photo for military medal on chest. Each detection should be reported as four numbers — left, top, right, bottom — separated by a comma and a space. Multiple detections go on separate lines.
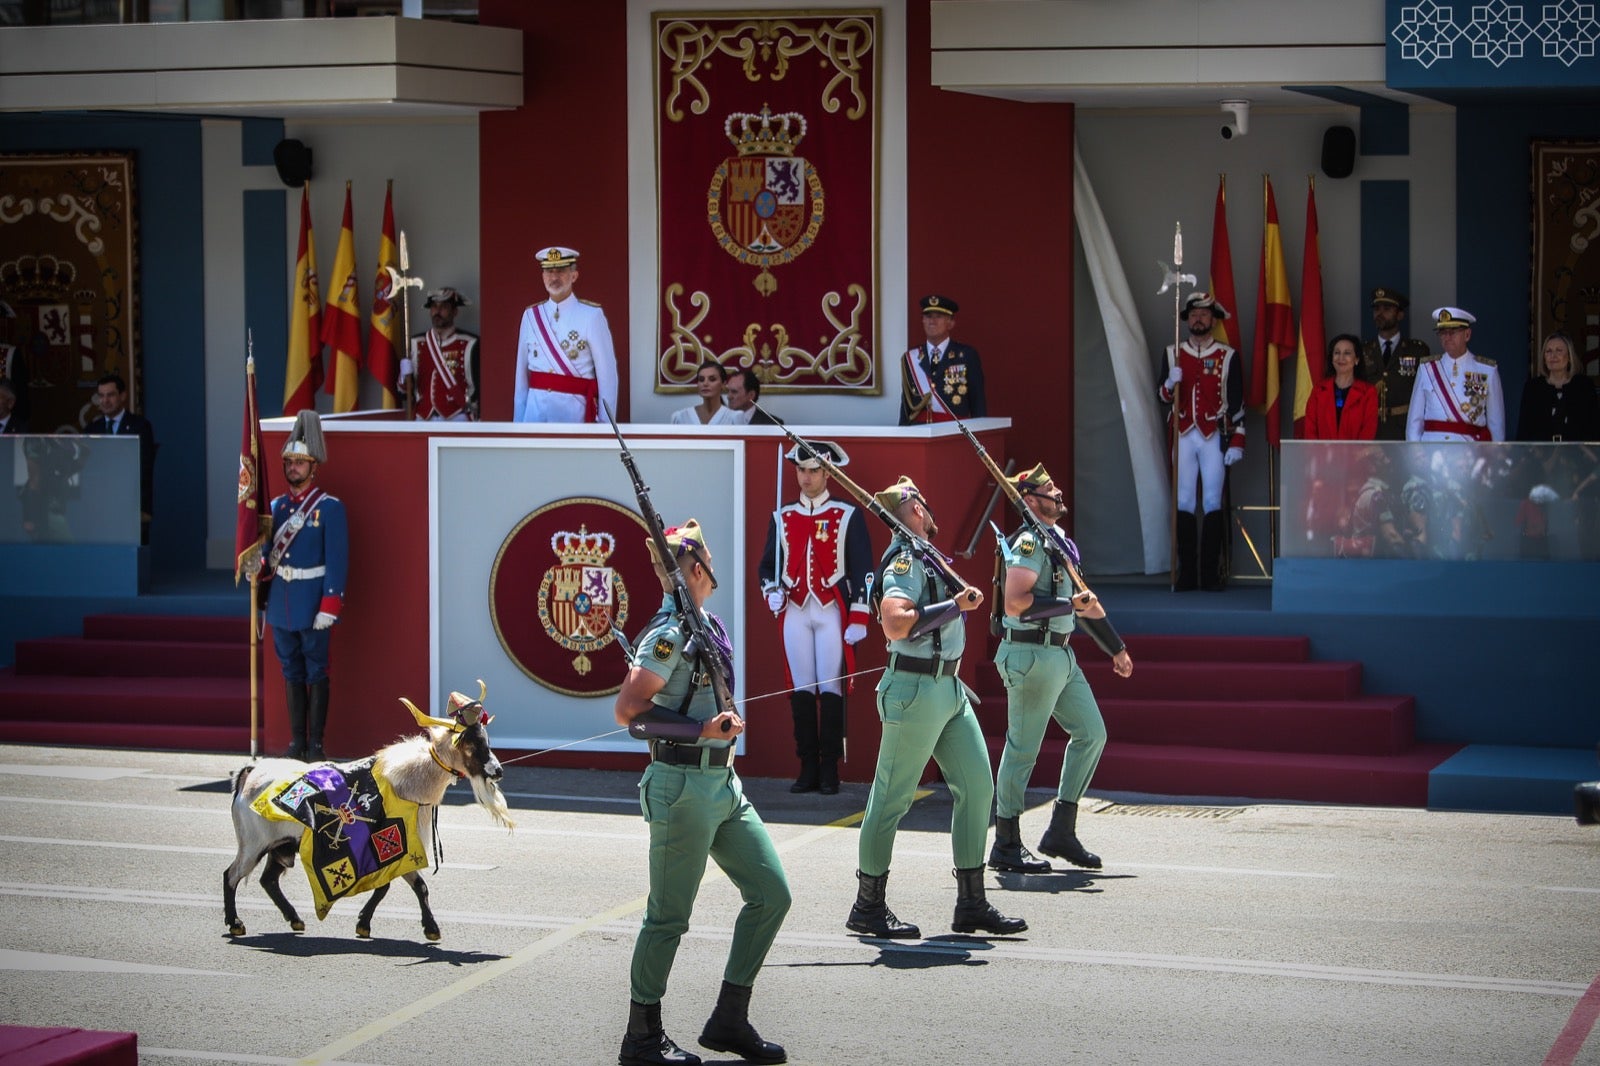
813, 518, 831, 542
943, 364, 968, 398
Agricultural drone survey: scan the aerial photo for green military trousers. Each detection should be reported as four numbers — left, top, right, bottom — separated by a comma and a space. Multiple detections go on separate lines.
858, 670, 994, 875
629, 760, 791, 1005
993, 641, 1108, 819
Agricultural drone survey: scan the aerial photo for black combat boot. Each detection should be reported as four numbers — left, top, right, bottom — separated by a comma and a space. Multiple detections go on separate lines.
698, 981, 786, 1064
788, 691, 819, 793
817, 692, 845, 795
282, 683, 309, 760
1199, 509, 1228, 591
306, 678, 330, 763
951, 866, 1028, 934
620, 1000, 701, 1066
987, 815, 1051, 873
1174, 511, 1198, 591
845, 869, 920, 939
1037, 800, 1102, 869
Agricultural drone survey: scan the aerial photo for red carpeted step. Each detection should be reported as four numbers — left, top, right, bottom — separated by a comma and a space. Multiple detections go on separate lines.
81, 613, 248, 644
0, 719, 251, 753
1098, 695, 1416, 755
1077, 660, 1363, 701
0, 1026, 137, 1066
1090, 740, 1464, 807
1118, 634, 1311, 662
15, 637, 246, 678
0, 671, 247, 727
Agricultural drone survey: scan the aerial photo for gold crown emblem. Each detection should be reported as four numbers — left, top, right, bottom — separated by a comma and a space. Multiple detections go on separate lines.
1, 255, 78, 302
724, 105, 807, 158
550, 524, 615, 567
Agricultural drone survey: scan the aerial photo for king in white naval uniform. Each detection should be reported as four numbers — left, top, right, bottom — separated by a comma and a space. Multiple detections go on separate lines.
1406, 306, 1505, 443
513, 245, 618, 423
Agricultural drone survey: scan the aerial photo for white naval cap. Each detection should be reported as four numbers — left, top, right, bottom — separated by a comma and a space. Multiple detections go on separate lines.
535, 246, 580, 269
1432, 307, 1477, 329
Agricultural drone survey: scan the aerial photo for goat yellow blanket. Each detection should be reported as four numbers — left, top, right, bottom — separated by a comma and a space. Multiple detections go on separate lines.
251, 754, 428, 920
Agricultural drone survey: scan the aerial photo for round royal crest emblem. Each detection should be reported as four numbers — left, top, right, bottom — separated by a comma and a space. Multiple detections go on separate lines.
707, 105, 824, 296
489, 497, 656, 697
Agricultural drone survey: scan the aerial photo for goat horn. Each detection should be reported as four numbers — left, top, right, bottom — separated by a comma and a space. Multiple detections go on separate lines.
399, 696, 458, 732
477, 678, 487, 704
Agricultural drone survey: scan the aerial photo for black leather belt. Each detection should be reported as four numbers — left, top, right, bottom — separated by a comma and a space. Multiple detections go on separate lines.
650, 742, 732, 768
887, 653, 962, 677
1005, 628, 1070, 649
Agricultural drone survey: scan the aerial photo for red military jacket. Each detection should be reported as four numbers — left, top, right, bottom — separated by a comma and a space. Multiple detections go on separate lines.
758, 492, 872, 624
1159, 338, 1245, 448
410, 329, 480, 420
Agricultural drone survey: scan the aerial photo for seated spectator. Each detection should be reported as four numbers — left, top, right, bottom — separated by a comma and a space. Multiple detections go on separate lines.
1517, 331, 1599, 442
0, 377, 23, 434
727, 368, 782, 424
84, 373, 156, 543
1303, 333, 1378, 440
670, 361, 742, 425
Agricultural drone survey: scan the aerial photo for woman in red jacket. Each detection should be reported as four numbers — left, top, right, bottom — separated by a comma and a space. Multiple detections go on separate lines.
1304, 333, 1378, 440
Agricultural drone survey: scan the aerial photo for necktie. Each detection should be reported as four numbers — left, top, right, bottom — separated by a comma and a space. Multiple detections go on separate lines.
1382, 339, 1393, 362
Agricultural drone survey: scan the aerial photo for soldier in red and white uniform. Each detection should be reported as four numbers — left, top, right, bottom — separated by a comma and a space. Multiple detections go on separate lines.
757, 441, 874, 795
401, 287, 480, 421
1157, 292, 1245, 590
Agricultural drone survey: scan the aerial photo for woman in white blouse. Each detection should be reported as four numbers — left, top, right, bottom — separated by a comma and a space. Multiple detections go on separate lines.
670, 362, 742, 425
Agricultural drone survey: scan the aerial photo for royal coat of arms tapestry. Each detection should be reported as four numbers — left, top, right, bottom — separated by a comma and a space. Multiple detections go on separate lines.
654, 11, 879, 397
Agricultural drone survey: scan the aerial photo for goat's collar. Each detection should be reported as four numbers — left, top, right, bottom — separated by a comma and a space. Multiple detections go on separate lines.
427, 744, 463, 780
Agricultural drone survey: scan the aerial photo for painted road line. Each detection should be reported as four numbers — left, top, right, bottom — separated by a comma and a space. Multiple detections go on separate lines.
0, 948, 240, 977
144, 1050, 379, 1066
0, 763, 151, 780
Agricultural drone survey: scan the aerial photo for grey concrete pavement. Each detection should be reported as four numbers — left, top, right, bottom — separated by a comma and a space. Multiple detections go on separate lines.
0, 743, 1596, 1065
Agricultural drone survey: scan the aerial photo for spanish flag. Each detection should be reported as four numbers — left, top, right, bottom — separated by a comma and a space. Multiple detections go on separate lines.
1292, 179, 1326, 437
367, 181, 401, 410
322, 182, 363, 413
283, 186, 323, 416
1208, 174, 1242, 353
1248, 176, 1294, 448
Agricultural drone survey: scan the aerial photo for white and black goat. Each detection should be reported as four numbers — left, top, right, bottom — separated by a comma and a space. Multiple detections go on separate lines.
223, 683, 515, 940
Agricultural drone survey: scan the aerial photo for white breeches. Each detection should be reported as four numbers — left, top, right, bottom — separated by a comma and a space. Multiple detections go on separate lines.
518, 389, 587, 424
782, 596, 845, 696
1176, 427, 1225, 513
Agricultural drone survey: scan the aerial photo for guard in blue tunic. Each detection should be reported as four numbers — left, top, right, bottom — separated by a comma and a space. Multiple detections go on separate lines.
259, 410, 348, 762
614, 520, 791, 1066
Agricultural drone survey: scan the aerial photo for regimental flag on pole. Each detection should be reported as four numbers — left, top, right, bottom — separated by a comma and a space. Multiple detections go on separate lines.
1209, 175, 1242, 353
367, 180, 401, 410
235, 352, 270, 585
322, 181, 363, 413
284, 185, 324, 416
1292, 178, 1327, 438
1248, 176, 1295, 448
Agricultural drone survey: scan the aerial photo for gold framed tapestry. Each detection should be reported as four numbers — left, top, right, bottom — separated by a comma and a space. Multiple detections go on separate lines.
0, 152, 140, 433
1531, 140, 1600, 379
654, 10, 880, 397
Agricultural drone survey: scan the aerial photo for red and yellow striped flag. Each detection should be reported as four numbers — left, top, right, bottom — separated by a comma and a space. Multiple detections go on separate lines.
367, 180, 401, 409
1292, 179, 1327, 437
283, 185, 323, 416
1208, 174, 1242, 352
1248, 176, 1295, 448
321, 182, 363, 413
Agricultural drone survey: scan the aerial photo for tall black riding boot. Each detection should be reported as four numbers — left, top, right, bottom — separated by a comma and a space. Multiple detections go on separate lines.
1200, 509, 1228, 591
845, 869, 920, 938
1174, 510, 1198, 591
306, 678, 330, 763
788, 691, 819, 793
951, 866, 1027, 934
620, 1000, 701, 1066
1037, 800, 1102, 869
987, 815, 1051, 873
817, 692, 845, 795
698, 981, 786, 1064
282, 683, 309, 761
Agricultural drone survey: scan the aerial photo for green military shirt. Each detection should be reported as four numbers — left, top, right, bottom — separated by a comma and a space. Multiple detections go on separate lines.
633, 593, 733, 750
999, 527, 1075, 636
878, 534, 966, 659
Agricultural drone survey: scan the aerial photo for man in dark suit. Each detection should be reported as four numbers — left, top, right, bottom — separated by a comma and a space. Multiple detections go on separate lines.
0, 378, 22, 434
84, 373, 156, 543
727, 368, 783, 424
899, 294, 987, 425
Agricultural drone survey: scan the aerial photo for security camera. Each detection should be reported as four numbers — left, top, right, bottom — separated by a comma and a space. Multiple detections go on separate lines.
1220, 99, 1249, 140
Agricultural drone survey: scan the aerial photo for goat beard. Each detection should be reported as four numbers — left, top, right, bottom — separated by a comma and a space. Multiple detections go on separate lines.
469, 774, 517, 830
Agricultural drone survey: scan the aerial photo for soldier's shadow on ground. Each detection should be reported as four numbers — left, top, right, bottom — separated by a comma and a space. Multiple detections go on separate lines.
991, 869, 1135, 895
235, 932, 506, 967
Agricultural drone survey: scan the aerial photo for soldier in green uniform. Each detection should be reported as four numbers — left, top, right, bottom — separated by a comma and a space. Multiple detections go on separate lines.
988, 464, 1133, 875
1361, 287, 1432, 441
613, 519, 790, 1066
846, 476, 1026, 939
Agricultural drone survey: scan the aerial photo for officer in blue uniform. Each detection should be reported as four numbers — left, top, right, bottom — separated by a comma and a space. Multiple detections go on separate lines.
260, 410, 348, 762
898, 295, 988, 425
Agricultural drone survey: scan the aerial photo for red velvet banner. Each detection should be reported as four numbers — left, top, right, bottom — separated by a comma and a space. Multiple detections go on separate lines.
655, 11, 879, 396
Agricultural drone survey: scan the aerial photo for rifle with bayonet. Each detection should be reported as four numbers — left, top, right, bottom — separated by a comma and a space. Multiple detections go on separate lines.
952, 416, 1125, 659
603, 401, 735, 738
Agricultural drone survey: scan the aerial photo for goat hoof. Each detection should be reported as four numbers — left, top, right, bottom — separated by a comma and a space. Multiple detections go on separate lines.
425, 930, 441, 943
290, 920, 305, 932
356, 925, 371, 938
227, 921, 246, 937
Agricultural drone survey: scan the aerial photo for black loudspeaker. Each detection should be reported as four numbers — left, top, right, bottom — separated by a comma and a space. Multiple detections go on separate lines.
272, 139, 313, 188
1321, 126, 1356, 179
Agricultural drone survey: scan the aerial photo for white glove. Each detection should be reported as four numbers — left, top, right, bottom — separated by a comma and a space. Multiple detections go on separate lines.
1166, 365, 1183, 388
844, 622, 868, 645
398, 358, 413, 380
1224, 446, 1244, 467
313, 611, 337, 630
766, 591, 784, 613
